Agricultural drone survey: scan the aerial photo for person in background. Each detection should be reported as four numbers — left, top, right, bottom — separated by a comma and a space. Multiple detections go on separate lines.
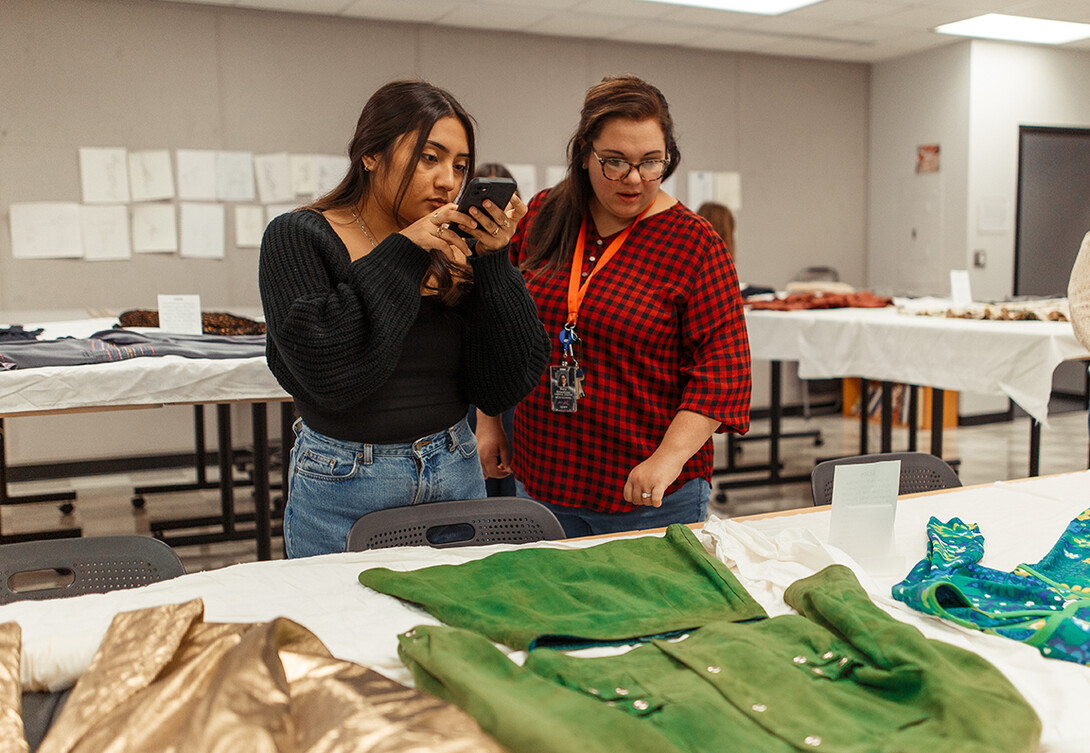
1067, 230, 1090, 439
260, 80, 549, 558
696, 201, 735, 257
476, 74, 752, 537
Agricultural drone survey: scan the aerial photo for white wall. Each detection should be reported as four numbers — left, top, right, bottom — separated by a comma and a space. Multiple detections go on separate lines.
967, 40, 1090, 301
1, 0, 868, 463
868, 42, 971, 298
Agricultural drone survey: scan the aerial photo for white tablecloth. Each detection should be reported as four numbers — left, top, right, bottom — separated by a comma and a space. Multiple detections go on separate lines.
745, 305, 1090, 425
3, 471, 1089, 752
0, 317, 288, 416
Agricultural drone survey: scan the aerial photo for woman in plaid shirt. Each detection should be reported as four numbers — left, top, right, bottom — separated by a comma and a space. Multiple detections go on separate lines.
476, 75, 752, 537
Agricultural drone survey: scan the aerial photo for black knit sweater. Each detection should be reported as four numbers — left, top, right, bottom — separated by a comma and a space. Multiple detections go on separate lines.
259, 209, 549, 418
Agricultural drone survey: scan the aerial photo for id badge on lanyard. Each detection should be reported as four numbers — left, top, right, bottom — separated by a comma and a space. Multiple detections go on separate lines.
549, 207, 650, 413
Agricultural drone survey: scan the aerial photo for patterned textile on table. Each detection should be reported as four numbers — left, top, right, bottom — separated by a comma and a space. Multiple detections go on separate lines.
360, 525, 1041, 753
4, 600, 501, 753
747, 291, 893, 310
893, 510, 1090, 665
118, 309, 266, 336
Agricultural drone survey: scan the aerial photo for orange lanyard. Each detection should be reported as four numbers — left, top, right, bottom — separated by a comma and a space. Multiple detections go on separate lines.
565, 206, 651, 326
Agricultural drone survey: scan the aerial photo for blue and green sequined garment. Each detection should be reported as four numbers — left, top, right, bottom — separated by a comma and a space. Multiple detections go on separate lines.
893, 509, 1090, 664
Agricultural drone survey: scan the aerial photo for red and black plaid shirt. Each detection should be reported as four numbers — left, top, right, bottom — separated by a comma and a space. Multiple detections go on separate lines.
509, 193, 751, 513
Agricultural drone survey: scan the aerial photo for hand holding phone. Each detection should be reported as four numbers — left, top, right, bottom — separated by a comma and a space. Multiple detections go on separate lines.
454, 177, 518, 239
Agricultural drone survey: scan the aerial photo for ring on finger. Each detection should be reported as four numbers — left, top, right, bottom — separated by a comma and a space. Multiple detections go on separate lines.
432, 212, 441, 225
436, 225, 445, 237
490, 227, 500, 237
640, 492, 652, 499
503, 219, 510, 229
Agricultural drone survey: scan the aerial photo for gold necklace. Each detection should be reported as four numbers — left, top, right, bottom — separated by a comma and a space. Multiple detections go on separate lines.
351, 208, 377, 248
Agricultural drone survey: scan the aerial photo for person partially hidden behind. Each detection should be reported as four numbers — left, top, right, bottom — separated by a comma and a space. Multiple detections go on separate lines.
476, 75, 752, 538
259, 80, 549, 557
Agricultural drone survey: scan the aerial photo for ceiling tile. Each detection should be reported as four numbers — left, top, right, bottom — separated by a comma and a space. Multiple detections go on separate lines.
236, 0, 348, 12
340, 0, 453, 21
609, 19, 715, 45
529, 10, 641, 36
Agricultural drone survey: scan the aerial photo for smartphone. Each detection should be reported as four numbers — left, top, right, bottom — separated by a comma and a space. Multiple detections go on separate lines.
454, 177, 517, 238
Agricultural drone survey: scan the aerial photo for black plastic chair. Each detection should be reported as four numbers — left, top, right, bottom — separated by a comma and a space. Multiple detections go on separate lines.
346, 497, 565, 551
810, 452, 961, 507
0, 534, 186, 604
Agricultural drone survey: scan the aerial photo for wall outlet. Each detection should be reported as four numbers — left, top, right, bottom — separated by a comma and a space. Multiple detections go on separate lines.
972, 249, 987, 269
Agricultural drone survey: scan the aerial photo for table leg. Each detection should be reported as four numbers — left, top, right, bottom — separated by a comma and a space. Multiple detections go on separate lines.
880, 381, 893, 453
769, 361, 782, 480
252, 403, 271, 561
216, 404, 235, 534
907, 386, 918, 452
1029, 420, 1041, 477
859, 379, 869, 454
0, 418, 81, 542
930, 389, 944, 457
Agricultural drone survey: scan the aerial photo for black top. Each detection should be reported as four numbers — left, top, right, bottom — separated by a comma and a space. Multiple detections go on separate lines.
258, 209, 549, 442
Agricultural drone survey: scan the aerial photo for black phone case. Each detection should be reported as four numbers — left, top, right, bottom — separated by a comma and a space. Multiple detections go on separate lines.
454, 177, 517, 238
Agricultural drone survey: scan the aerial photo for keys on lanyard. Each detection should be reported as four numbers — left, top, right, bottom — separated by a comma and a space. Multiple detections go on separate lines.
559, 324, 585, 399
550, 324, 585, 413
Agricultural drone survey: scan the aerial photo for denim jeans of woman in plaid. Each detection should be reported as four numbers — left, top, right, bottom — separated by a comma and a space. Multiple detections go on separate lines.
284, 417, 487, 558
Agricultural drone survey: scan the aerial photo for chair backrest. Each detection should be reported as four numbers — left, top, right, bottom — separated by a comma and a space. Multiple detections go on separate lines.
0, 535, 186, 604
346, 497, 565, 552
810, 452, 961, 506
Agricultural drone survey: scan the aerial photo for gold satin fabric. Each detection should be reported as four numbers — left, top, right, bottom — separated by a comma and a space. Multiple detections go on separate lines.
0, 622, 28, 753
11, 600, 502, 753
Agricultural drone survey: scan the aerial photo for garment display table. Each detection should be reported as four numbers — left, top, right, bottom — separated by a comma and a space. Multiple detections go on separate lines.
2, 471, 1087, 751
0, 313, 290, 558
742, 304, 1090, 474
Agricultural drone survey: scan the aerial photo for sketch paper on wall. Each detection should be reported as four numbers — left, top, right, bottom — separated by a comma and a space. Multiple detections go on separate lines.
10, 202, 84, 259
236, 205, 265, 248
254, 153, 294, 204
128, 150, 175, 202
289, 154, 318, 197
176, 149, 217, 201
81, 205, 132, 261
179, 203, 225, 259
215, 151, 256, 202
132, 203, 178, 253
79, 147, 130, 204
312, 155, 350, 198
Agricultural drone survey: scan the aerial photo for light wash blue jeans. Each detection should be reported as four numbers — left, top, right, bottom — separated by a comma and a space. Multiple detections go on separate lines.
284, 417, 486, 558
515, 477, 710, 538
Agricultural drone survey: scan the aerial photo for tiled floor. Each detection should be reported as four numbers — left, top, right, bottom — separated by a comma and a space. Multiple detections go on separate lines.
4, 407, 1088, 573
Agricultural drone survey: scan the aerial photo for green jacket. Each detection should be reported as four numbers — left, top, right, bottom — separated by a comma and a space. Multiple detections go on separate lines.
361, 526, 1041, 752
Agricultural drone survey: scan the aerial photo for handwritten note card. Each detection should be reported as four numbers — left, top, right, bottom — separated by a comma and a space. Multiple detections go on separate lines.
828, 460, 902, 571
157, 294, 203, 335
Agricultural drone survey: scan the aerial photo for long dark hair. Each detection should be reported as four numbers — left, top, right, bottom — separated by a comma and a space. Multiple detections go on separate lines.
522, 75, 681, 275
309, 80, 477, 305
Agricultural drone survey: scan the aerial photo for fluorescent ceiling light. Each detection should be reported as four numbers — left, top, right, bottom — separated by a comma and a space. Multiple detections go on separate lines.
935, 14, 1090, 45
635, 0, 825, 15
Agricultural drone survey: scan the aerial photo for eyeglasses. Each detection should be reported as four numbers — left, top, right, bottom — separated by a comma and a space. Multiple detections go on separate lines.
591, 151, 670, 182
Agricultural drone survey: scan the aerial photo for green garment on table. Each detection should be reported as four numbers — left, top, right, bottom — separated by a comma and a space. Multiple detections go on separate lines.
360, 525, 767, 650
397, 565, 1041, 753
